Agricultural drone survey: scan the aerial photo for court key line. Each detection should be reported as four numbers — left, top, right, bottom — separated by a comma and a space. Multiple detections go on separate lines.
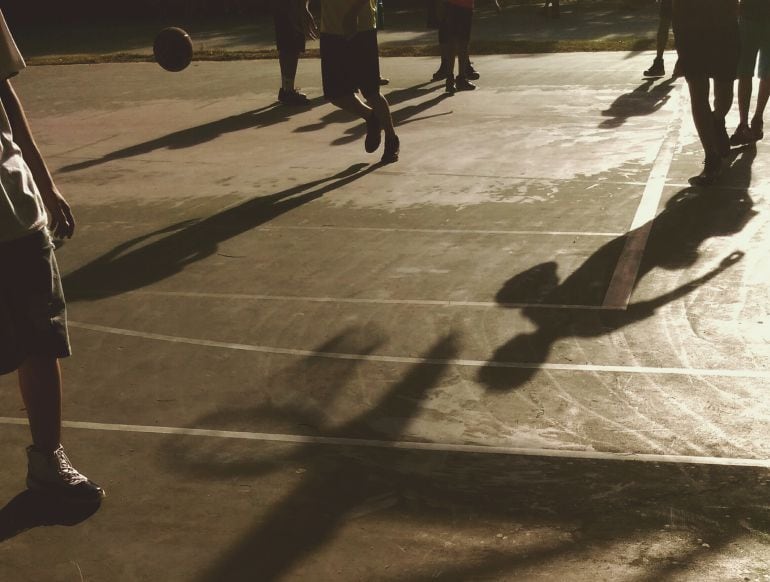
603, 85, 685, 309
1, 416, 769, 469
69, 321, 770, 380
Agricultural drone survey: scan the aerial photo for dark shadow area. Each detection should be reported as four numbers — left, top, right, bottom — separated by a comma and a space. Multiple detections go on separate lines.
600, 77, 677, 129
59, 101, 324, 174
63, 162, 376, 301
163, 330, 770, 580
0, 490, 100, 543
294, 81, 444, 139
479, 145, 757, 390
164, 333, 459, 582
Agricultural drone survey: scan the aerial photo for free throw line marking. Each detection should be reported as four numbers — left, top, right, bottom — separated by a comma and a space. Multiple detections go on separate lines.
69, 321, 770, 380
1, 416, 769, 469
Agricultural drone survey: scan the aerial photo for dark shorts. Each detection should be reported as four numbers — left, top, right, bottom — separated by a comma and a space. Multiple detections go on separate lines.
320, 30, 381, 100
674, 23, 740, 80
0, 230, 71, 376
444, 3, 473, 43
660, 0, 672, 19
271, 0, 306, 53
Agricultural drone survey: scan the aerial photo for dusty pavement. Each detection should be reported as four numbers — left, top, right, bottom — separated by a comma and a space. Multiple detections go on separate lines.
0, 8, 769, 582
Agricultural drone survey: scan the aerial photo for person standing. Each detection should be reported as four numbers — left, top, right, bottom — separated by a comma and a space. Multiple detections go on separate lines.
272, 0, 318, 106
319, 0, 400, 163
672, 0, 740, 185
730, 0, 770, 144
0, 9, 104, 501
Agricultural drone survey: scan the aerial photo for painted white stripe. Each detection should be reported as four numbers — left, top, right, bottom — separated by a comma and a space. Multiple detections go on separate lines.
603, 87, 684, 308
118, 290, 617, 311
258, 225, 623, 238
1, 416, 769, 468
69, 321, 770, 380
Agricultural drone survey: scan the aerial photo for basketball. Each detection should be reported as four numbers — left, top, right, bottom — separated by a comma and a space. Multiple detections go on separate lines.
153, 27, 193, 72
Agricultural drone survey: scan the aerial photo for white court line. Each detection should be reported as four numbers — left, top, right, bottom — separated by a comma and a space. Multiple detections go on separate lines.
1, 416, 769, 469
258, 225, 623, 237
118, 290, 617, 311
69, 321, 770, 380
603, 86, 685, 309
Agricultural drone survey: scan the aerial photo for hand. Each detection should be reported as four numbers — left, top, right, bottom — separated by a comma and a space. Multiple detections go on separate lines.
302, 6, 319, 40
41, 188, 75, 239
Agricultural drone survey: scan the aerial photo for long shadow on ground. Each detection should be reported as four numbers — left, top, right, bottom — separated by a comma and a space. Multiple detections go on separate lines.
63, 162, 376, 301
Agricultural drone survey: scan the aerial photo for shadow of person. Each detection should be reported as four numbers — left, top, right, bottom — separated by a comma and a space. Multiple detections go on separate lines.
165, 332, 458, 582
0, 490, 100, 543
479, 145, 757, 391
600, 77, 678, 129
63, 162, 377, 301
58, 101, 322, 174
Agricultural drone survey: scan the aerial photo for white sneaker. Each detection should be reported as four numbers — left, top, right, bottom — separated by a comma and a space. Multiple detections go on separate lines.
26, 445, 105, 502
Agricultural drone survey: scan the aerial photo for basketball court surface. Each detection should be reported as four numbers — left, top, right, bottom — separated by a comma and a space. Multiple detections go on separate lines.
1, 51, 770, 581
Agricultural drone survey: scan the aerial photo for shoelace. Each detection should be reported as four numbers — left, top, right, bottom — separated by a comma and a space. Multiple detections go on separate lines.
54, 448, 87, 484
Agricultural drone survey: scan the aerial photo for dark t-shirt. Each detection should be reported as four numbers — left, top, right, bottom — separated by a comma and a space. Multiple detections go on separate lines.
741, 0, 770, 21
673, 0, 739, 29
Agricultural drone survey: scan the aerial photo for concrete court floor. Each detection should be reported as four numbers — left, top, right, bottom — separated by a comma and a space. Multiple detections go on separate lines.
1, 51, 770, 581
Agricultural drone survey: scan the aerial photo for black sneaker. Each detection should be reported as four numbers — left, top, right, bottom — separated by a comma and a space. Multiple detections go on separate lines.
730, 123, 755, 146
379, 77, 390, 86
644, 57, 665, 78
381, 134, 400, 164
713, 114, 731, 157
445, 74, 456, 94
432, 67, 450, 81
455, 77, 476, 91
688, 156, 722, 187
464, 62, 480, 80
278, 88, 309, 106
27, 445, 105, 503
364, 113, 382, 153
751, 117, 764, 141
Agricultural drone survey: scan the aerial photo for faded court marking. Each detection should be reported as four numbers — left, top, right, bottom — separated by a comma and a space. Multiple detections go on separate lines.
1, 416, 769, 469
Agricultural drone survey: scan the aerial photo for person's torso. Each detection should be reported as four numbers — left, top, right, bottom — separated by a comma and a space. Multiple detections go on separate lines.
320, 0, 377, 35
741, 0, 770, 21
673, 0, 739, 28
0, 10, 46, 243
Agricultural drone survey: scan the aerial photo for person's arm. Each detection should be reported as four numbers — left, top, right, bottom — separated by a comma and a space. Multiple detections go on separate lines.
0, 79, 74, 239
290, 0, 318, 40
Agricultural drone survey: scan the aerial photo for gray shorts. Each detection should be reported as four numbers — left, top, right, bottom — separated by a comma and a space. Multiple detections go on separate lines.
0, 229, 71, 375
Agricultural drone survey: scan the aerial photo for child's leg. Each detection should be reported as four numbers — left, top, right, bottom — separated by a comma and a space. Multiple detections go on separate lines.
18, 355, 62, 453
330, 93, 372, 120
687, 76, 719, 158
278, 50, 300, 91
362, 90, 397, 140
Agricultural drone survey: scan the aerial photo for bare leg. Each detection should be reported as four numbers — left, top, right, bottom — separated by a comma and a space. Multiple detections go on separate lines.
688, 76, 719, 159
736, 76, 752, 126
278, 50, 300, 91
362, 91, 397, 139
330, 93, 372, 120
656, 15, 672, 59
18, 355, 62, 453
753, 76, 770, 123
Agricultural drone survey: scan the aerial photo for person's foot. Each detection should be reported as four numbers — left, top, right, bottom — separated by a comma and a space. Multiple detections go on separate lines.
751, 117, 764, 141
381, 134, 400, 164
278, 88, 309, 106
364, 112, 382, 153
432, 66, 450, 81
644, 57, 665, 78
27, 445, 105, 503
671, 59, 683, 79
730, 123, 755, 146
445, 74, 456, 94
455, 77, 476, 91
713, 114, 731, 157
464, 62, 480, 80
379, 77, 390, 86
688, 156, 722, 187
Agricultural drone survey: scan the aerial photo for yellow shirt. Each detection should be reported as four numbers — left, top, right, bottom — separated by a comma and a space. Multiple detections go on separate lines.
320, 0, 377, 36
